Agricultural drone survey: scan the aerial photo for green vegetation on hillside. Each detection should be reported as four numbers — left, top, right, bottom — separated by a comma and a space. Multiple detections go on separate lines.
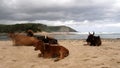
0, 23, 76, 33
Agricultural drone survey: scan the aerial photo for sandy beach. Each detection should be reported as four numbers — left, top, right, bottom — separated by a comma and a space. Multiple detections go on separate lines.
0, 39, 120, 68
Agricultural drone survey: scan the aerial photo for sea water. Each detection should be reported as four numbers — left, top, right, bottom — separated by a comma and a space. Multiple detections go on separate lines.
52, 33, 120, 40
1, 32, 120, 40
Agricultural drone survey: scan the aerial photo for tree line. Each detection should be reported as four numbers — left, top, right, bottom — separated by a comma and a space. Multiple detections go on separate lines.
0, 23, 76, 33
0, 23, 46, 33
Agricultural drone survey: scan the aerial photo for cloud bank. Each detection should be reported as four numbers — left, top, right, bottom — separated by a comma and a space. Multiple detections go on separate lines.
0, 0, 120, 32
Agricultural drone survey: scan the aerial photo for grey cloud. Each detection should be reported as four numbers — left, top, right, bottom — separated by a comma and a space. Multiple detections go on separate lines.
0, 0, 119, 24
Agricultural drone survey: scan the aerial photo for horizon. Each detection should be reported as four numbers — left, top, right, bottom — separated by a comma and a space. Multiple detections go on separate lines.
1, 22, 120, 33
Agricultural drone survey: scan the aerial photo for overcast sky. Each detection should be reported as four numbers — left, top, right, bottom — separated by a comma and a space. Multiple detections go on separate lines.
0, 0, 120, 32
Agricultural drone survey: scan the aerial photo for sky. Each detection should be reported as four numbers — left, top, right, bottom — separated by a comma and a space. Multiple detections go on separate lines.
0, 0, 120, 33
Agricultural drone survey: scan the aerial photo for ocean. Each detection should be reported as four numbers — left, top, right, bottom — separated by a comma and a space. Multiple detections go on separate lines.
51, 33, 120, 40
1, 32, 120, 40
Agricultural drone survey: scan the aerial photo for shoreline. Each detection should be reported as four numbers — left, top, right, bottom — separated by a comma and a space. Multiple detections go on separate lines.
1, 32, 120, 40
1, 38, 120, 42
1, 37, 120, 41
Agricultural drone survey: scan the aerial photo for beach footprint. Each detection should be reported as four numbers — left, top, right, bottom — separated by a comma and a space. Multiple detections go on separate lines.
0, 56, 5, 60
2, 47, 7, 49
117, 61, 120, 64
91, 56, 98, 58
95, 63, 110, 68
101, 67, 109, 68
30, 65, 35, 68
12, 59, 17, 62
82, 58, 90, 61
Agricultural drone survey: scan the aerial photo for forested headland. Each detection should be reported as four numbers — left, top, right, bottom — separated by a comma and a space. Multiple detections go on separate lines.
0, 23, 76, 33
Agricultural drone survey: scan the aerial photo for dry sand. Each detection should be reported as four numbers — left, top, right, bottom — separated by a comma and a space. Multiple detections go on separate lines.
0, 39, 120, 68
